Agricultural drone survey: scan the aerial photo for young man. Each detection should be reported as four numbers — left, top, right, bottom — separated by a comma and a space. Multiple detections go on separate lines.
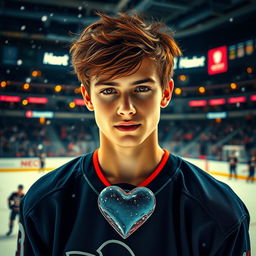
6, 184, 24, 236
16, 12, 250, 255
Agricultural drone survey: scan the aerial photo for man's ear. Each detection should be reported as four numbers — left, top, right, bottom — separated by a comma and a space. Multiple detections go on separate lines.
160, 79, 174, 108
81, 84, 94, 111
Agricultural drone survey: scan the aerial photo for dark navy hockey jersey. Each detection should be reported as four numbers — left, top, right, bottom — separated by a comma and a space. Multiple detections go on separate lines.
16, 149, 251, 256
8, 192, 24, 211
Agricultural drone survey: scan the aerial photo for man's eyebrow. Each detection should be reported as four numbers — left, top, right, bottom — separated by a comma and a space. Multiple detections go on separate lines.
94, 78, 156, 87
131, 78, 156, 85
95, 81, 117, 86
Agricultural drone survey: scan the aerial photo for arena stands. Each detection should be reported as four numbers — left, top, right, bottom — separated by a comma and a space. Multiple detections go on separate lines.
1, 117, 255, 162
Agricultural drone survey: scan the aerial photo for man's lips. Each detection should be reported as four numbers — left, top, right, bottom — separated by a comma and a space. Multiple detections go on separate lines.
114, 124, 141, 131
115, 121, 139, 126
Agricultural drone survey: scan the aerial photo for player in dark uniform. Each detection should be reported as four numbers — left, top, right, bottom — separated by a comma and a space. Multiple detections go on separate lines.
247, 153, 256, 183
228, 151, 238, 179
6, 184, 24, 236
39, 152, 46, 172
16, 12, 250, 255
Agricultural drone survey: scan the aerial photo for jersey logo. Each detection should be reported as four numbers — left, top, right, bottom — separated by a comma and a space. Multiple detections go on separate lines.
66, 240, 136, 256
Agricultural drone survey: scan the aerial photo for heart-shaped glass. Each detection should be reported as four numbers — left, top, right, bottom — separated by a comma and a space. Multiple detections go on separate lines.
98, 186, 156, 239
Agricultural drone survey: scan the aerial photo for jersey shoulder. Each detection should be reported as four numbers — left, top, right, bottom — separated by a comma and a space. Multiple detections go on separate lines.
176, 157, 249, 235
9, 192, 17, 199
22, 152, 93, 216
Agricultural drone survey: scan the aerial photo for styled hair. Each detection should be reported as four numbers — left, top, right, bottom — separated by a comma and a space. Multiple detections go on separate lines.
70, 12, 182, 95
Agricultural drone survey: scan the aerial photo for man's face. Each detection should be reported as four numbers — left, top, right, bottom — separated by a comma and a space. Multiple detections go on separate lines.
82, 57, 173, 148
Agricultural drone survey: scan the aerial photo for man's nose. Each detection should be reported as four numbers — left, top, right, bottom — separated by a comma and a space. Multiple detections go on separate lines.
117, 95, 136, 116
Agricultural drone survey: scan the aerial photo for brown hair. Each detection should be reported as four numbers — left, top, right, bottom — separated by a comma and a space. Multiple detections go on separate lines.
70, 12, 182, 95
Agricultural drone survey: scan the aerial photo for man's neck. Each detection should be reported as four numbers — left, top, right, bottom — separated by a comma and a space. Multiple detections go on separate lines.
97, 140, 164, 186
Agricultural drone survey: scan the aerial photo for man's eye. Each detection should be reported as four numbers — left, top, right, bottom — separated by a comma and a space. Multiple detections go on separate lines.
135, 86, 151, 92
100, 88, 116, 95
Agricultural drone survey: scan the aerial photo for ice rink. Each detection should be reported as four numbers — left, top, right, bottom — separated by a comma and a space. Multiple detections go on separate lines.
0, 159, 255, 255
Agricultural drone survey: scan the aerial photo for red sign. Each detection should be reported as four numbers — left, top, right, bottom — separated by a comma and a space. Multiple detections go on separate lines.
74, 99, 85, 106
189, 100, 207, 107
208, 46, 228, 75
209, 98, 226, 106
228, 96, 246, 104
27, 97, 48, 104
250, 95, 256, 101
0, 95, 21, 102
20, 160, 39, 167
25, 110, 33, 118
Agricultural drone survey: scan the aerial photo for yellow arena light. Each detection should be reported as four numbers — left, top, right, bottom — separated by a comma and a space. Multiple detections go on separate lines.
1, 81, 7, 88
32, 70, 42, 77
175, 88, 182, 95
22, 99, 28, 105
74, 87, 81, 94
198, 86, 206, 94
179, 75, 187, 82
23, 83, 30, 90
230, 83, 237, 90
55, 85, 62, 93
246, 67, 253, 74
69, 102, 76, 108
39, 117, 46, 124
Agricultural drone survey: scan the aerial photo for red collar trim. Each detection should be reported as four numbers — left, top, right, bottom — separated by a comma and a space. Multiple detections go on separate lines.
93, 149, 111, 187
92, 148, 170, 187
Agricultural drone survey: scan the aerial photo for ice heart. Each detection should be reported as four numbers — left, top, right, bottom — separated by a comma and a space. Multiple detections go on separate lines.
98, 186, 156, 239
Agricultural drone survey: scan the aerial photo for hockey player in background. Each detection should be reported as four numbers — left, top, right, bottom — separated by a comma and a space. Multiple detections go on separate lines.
6, 184, 24, 236
247, 152, 256, 183
228, 151, 238, 179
